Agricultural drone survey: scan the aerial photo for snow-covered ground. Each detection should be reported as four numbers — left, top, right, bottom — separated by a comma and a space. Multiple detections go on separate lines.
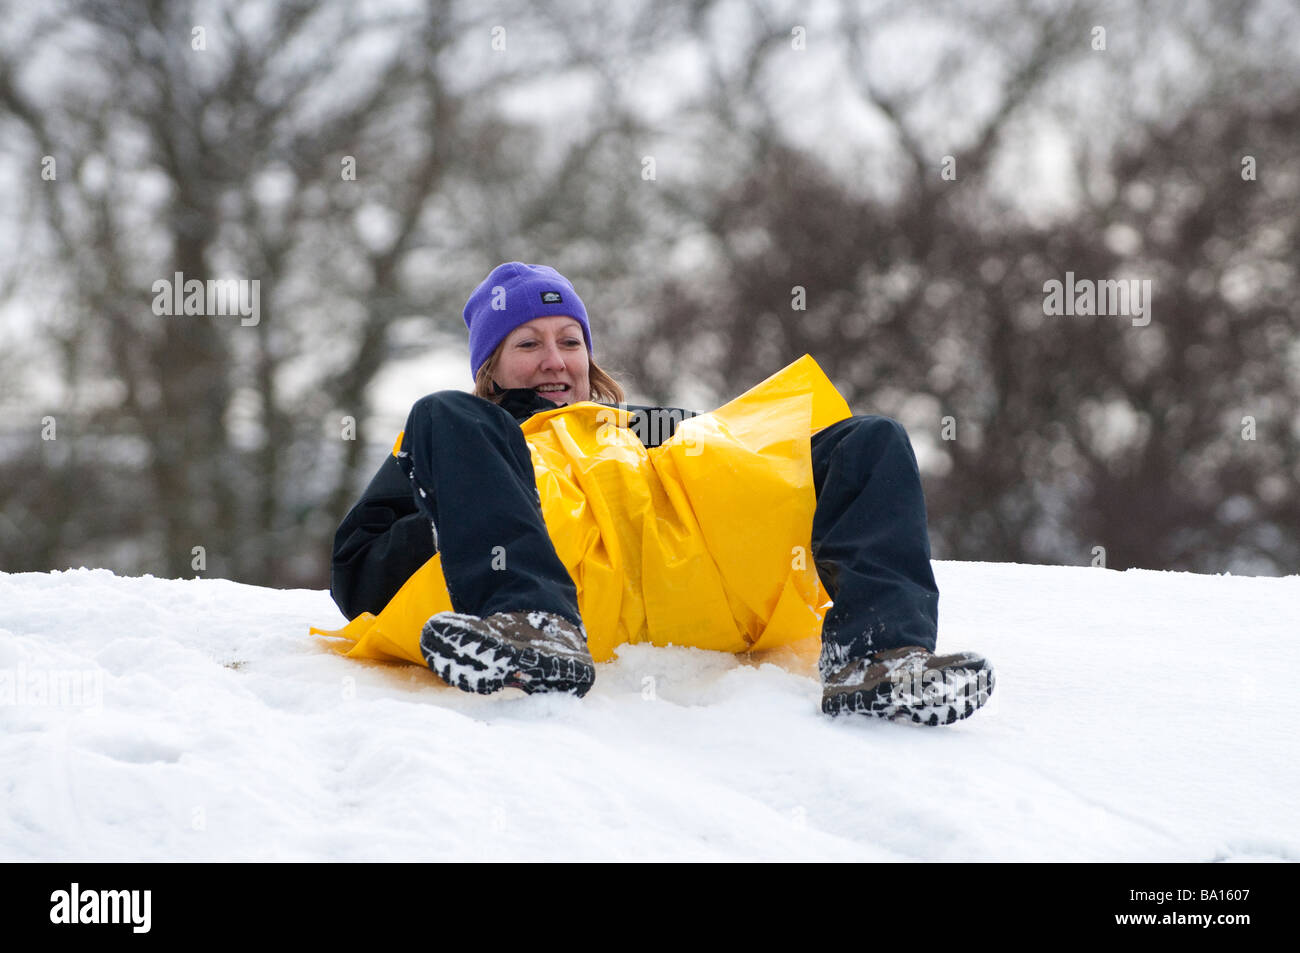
1, 561, 1296, 862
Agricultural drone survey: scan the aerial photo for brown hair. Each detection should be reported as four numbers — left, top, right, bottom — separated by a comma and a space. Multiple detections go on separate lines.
473, 347, 625, 405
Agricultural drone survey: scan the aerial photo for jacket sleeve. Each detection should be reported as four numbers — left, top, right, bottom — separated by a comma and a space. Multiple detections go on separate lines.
330, 453, 437, 620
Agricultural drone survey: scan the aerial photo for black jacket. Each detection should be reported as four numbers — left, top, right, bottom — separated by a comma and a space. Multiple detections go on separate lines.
330, 388, 699, 620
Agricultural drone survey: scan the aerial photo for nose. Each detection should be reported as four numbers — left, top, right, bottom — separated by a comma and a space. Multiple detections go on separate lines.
538, 340, 566, 372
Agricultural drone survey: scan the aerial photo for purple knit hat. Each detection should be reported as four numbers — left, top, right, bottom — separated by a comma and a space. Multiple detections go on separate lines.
463, 262, 593, 378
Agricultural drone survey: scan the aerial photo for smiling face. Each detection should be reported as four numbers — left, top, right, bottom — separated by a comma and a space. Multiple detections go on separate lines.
490, 315, 591, 405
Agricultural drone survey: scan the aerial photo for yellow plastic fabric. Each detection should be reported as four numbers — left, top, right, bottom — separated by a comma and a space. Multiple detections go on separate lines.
311, 355, 851, 666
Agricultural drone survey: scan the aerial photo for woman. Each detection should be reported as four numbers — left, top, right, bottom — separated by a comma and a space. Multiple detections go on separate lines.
329, 262, 994, 725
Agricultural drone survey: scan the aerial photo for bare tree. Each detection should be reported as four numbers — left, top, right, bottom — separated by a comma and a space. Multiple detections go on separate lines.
2, 0, 1295, 584
609, 0, 1300, 572
0, 0, 705, 584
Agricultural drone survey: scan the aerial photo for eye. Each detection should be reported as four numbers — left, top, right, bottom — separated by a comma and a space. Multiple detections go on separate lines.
516, 340, 539, 349
562, 337, 582, 347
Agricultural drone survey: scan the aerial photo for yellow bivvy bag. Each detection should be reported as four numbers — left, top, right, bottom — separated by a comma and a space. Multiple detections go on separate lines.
311, 355, 851, 666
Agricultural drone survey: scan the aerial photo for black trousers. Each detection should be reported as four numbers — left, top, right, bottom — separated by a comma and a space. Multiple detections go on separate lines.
396, 392, 939, 669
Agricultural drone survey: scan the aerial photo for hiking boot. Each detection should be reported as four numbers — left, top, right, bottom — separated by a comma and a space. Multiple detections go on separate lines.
822, 645, 995, 725
420, 610, 596, 698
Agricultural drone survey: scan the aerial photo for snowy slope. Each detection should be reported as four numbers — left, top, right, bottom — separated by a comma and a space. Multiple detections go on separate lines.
1, 562, 1296, 862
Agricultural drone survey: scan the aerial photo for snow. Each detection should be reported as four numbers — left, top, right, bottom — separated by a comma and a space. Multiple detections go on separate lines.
1, 561, 1296, 862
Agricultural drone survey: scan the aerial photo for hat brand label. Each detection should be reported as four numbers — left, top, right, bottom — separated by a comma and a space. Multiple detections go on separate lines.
540, 290, 563, 304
